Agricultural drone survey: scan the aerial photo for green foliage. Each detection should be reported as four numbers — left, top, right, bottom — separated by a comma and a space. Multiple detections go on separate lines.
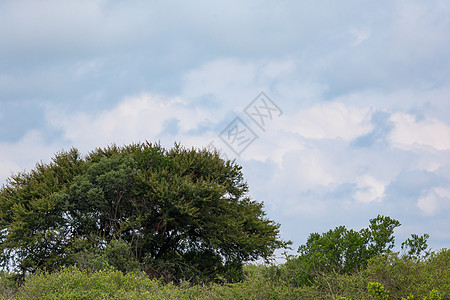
401, 233, 430, 259
0, 148, 84, 276
0, 142, 289, 283
363, 215, 401, 258
424, 289, 441, 300
310, 271, 371, 299
103, 239, 141, 273
261, 216, 448, 299
368, 282, 390, 300
1, 265, 303, 299
367, 282, 443, 300
66, 238, 140, 273
15, 267, 157, 300
365, 249, 449, 299
2, 151, 447, 299
281, 215, 401, 287
0, 271, 18, 299
0, 250, 447, 299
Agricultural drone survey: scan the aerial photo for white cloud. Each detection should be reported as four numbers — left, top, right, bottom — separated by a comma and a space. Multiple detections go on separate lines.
270, 148, 336, 192
353, 175, 386, 203
389, 113, 450, 150
417, 187, 450, 215
47, 93, 213, 152
280, 102, 373, 140
239, 129, 305, 164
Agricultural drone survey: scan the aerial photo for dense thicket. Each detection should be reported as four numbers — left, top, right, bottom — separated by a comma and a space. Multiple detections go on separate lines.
263, 216, 449, 299
275, 215, 403, 287
0, 248, 447, 299
0, 214, 447, 299
0, 142, 288, 282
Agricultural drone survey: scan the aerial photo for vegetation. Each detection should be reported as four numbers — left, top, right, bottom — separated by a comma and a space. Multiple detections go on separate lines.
0, 142, 288, 283
261, 216, 448, 299
284, 215, 402, 287
0, 248, 448, 299
0, 142, 448, 299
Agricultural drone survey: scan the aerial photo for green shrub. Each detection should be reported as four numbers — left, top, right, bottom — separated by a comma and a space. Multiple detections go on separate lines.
16, 267, 157, 300
5, 258, 447, 300
313, 271, 373, 299
9, 265, 304, 300
366, 249, 449, 299
0, 271, 18, 300
367, 282, 390, 300
260, 248, 449, 299
424, 289, 441, 300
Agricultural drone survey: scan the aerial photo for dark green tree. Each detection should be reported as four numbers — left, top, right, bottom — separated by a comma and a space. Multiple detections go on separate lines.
0, 148, 84, 275
0, 142, 289, 282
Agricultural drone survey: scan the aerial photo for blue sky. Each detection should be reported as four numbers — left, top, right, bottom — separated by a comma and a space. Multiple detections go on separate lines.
1, 0, 449, 256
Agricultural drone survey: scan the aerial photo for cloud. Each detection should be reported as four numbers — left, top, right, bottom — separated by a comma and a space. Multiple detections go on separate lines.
352, 111, 393, 147
0, 0, 150, 59
390, 1, 450, 63
276, 148, 336, 189
389, 113, 450, 150
0, 130, 61, 185
417, 187, 450, 216
279, 102, 373, 140
353, 175, 386, 203
46, 93, 217, 152
181, 58, 297, 109
1, 0, 450, 253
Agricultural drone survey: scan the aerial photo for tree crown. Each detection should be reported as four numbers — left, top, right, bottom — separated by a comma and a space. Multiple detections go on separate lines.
0, 142, 289, 282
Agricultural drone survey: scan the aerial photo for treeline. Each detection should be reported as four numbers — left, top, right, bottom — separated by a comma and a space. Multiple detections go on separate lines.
0, 143, 448, 299
0, 217, 448, 299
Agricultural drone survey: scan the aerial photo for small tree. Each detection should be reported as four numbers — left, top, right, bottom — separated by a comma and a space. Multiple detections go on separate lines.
401, 233, 430, 259
0, 142, 289, 282
281, 215, 401, 287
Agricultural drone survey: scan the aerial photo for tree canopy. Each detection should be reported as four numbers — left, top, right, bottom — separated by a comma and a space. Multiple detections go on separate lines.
0, 142, 289, 282
297, 215, 401, 275
279, 215, 408, 287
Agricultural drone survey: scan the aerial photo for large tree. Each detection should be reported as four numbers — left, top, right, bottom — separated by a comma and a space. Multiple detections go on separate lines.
0, 142, 289, 282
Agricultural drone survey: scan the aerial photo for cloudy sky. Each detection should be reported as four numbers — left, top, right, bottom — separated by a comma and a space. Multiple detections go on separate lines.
1, 0, 449, 255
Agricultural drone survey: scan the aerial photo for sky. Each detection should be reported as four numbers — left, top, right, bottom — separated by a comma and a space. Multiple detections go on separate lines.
1, 0, 449, 257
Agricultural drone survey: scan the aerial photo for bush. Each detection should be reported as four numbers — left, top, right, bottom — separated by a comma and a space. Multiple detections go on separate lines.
0, 271, 18, 300
261, 249, 449, 299
7, 265, 304, 300
365, 249, 449, 299
312, 271, 372, 299
16, 267, 156, 300
367, 282, 390, 300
